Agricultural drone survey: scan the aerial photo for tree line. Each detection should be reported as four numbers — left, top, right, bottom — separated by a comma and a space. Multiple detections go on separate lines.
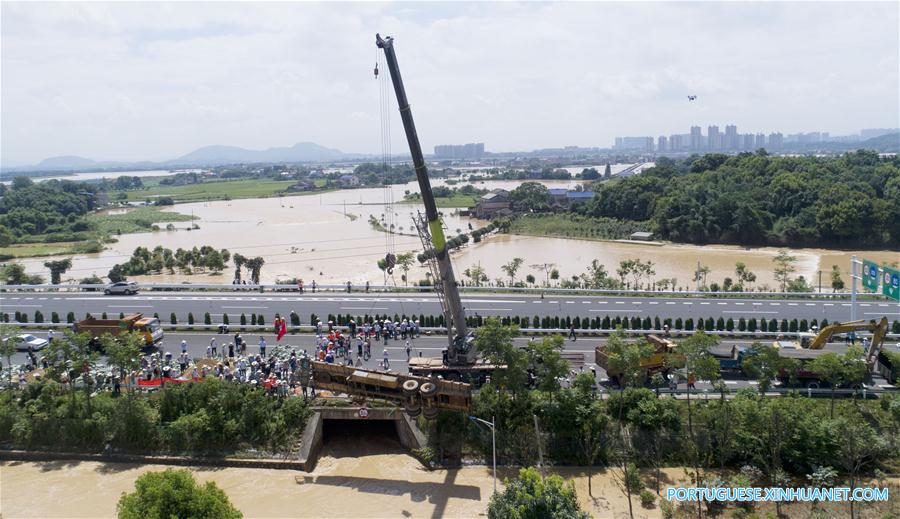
426, 320, 899, 519
574, 150, 900, 248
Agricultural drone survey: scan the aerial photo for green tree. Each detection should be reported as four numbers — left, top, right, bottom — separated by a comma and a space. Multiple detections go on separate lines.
501, 257, 524, 286
43, 258, 73, 285
734, 262, 757, 290
117, 468, 242, 519
464, 264, 488, 287
487, 467, 589, 519
232, 253, 246, 282
524, 335, 569, 393
830, 264, 845, 292
509, 182, 552, 213
244, 257, 265, 284
603, 328, 653, 388
103, 332, 144, 391
396, 252, 415, 286
475, 319, 527, 395
772, 250, 797, 292
741, 343, 784, 394
0, 323, 21, 386
1, 263, 45, 285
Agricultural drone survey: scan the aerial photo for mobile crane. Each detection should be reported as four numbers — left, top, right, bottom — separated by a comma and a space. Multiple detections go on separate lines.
376, 34, 500, 382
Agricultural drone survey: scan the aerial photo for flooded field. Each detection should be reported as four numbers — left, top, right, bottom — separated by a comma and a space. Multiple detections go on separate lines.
13, 175, 898, 289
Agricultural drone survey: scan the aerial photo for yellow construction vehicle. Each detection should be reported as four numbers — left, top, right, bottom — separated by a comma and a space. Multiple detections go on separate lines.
774, 317, 889, 363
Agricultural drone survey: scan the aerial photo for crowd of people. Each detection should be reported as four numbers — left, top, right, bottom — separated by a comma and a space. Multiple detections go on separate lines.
3, 316, 426, 399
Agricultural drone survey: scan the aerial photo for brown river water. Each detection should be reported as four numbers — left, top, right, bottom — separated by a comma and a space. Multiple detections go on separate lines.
14, 176, 899, 289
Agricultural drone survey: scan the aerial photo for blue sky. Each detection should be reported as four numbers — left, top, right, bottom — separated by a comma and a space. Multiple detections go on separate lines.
1, 1, 898, 164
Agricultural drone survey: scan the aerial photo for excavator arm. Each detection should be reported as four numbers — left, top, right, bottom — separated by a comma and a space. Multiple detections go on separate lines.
808, 317, 888, 363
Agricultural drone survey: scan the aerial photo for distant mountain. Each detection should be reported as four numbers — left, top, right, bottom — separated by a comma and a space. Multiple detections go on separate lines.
859, 132, 900, 152
1, 142, 363, 174
35, 155, 99, 170
173, 142, 350, 165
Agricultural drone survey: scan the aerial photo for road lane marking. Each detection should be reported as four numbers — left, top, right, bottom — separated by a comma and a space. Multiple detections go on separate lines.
107, 305, 152, 308
683, 302, 692, 305
615, 302, 625, 304
770, 303, 780, 306
752, 303, 762, 306
717, 302, 727, 305
589, 309, 642, 313
723, 311, 778, 314
735, 302, 744, 306
787, 303, 798, 306
341, 307, 388, 310
565, 301, 575, 304
222, 306, 268, 309
700, 302, 710, 305
468, 308, 512, 312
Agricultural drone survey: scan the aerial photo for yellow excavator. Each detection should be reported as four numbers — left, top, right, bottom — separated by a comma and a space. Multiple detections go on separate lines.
774, 317, 889, 364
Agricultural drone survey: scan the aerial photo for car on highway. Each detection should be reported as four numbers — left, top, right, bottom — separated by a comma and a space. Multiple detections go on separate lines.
14, 334, 49, 351
105, 281, 139, 295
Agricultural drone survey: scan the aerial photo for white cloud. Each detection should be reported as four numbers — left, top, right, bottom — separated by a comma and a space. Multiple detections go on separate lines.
1, 1, 897, 163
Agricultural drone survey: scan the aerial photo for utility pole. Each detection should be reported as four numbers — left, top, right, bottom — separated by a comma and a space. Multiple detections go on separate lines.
850, 256, 859, 321
533, 414, 544, 475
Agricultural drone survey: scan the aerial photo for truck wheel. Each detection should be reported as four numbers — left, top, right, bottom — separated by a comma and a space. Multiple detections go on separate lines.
402, 379, 420, 395
419, 382, 437, 397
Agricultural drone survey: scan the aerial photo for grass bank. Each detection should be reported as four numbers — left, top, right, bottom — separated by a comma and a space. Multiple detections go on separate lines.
0, 241, 103, 259
123, 178, 330, 203
506, 213, 651, 241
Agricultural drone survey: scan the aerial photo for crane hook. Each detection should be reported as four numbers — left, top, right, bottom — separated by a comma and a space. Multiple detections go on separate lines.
374, 63, 379, 78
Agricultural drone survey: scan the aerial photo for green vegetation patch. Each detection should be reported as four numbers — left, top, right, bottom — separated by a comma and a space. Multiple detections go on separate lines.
125, 179, 304, 203
87, 206, 194, 235
507, 213, 649, 241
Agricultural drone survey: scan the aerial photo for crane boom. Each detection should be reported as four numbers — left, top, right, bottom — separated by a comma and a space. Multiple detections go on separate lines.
376, 34, 475, 365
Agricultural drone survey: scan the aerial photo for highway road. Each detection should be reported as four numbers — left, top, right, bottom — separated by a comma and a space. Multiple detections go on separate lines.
7, 331, 896, 392
3, 291, 898, 323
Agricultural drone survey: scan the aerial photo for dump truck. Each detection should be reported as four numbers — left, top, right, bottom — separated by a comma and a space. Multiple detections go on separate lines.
73, 313, 163, 350
595, 334, 681, 386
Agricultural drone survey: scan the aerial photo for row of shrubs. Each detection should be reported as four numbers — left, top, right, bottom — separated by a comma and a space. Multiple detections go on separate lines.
4, 310, 899, 335
0, 378, 310, 455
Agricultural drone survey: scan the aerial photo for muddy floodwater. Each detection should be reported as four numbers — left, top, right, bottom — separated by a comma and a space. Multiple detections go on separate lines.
15, 174, 899, 289
1, 435, 684, 519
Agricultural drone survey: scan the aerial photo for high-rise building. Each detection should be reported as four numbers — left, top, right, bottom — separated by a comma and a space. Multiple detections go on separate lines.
756, 133, 766, 148
657, 135, 668, 153
708, 125, 720, 150
614, 136, 654, 151
767, 132, 783, 150
725, 125, 738, 149
742, 134, 755, 150
690, 126, 702, 151
433, 143, 485, 159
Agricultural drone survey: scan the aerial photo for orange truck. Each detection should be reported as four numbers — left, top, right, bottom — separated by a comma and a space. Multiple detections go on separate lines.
74, 313, 163, 349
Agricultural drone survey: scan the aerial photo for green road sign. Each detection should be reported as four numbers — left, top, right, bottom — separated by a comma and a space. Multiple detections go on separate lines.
882, 266, 900, 302
862, 260, 879, 291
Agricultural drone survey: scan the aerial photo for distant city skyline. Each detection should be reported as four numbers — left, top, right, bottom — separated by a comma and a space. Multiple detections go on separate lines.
2, 2, 898, 164
615, 126, 897, 153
